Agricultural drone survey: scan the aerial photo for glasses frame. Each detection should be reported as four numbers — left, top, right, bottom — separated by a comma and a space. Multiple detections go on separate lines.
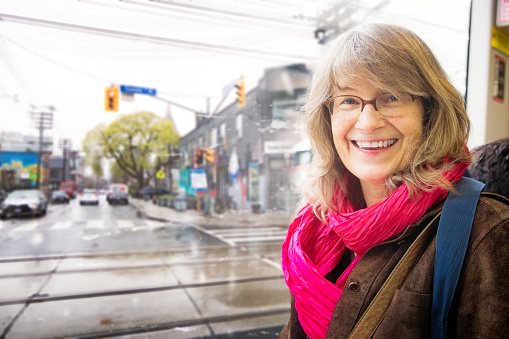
323, 93, 419, 115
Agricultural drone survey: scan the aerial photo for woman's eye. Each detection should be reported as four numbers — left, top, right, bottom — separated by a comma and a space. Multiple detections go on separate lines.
340, 97, 358, 105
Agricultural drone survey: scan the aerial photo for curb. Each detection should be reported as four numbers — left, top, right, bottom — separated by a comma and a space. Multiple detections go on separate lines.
130, 203, 171, 223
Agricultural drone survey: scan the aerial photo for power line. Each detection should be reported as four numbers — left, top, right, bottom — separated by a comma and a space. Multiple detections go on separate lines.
124, 0, 316, 27
0, 13, 317, 62
1, 36, 225, 100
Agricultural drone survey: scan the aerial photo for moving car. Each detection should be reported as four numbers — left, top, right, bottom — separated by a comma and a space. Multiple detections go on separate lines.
51, 191, 70, 204
59, 181, 78, 199
79, 189, 99, 206
0, 189, 48, 219
106, 184, 129, 205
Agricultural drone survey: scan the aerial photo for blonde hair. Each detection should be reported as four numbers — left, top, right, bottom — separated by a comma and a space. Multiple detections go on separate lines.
300, 23, 471, 219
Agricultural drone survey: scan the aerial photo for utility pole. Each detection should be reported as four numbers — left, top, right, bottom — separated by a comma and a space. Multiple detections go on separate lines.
58, 138, 72, 182
31, 106, 54, 190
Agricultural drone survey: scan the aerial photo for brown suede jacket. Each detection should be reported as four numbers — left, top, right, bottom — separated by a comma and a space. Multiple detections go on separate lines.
280, 193, 509, 338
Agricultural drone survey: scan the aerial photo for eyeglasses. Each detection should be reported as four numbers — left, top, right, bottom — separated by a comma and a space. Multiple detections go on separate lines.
323, 93, 419, 117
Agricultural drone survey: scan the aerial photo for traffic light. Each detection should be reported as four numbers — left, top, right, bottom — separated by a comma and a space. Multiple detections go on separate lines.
195, 148, 203, 165
235, 77, 245, 108
205, 149, 214, 163
105, 87, 119, 112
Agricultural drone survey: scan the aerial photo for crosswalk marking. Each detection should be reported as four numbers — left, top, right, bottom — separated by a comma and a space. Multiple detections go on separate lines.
85, 220, 104, 230
230, 235, 286, 243
14, 223, 37, 232
220, 230, 287, 238
116, 220, 135, 229
145, 220, 165, 228
8, 219, 164, 233
203, 226, 288, 245
51, 221, 73, 230
212, 227, 283, 235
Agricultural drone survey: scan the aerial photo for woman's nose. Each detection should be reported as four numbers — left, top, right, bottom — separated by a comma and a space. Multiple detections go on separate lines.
355, 104, 385, 131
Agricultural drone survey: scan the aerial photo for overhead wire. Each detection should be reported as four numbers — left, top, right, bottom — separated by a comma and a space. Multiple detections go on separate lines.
1, 35, 220, 99
0, 13, 318, 62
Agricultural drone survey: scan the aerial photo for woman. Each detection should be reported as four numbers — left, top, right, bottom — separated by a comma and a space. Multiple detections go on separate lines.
280, 24, 509, 338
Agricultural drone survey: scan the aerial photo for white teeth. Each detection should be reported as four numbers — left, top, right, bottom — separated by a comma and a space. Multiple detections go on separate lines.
356, 139, 396, 149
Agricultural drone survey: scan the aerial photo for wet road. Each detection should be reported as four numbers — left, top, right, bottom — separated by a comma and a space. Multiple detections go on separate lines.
0, 196, 289, 338
0, 197, 224, 257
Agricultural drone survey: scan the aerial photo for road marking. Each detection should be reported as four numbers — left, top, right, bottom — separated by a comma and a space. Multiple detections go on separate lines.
85, 220, 104, 230
212, 227, 283, 235
228, 235, 286, 243
220, 230, 288, 238
145, 220, 165, 228
13, 223, 37, 232
116, 220, 135, 229
51, 221, 73, 230
199, 226, 287, 245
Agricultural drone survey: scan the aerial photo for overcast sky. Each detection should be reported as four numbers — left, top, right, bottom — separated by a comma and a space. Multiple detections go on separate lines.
0, 0, 471, 155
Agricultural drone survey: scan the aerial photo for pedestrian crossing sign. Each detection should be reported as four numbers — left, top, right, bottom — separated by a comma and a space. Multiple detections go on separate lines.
156, 170, 166, 179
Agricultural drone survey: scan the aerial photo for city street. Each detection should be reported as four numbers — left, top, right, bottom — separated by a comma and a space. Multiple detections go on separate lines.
0, 196, 293, 338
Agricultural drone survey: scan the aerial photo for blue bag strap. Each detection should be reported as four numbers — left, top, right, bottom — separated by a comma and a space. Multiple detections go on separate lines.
431, 177, 485, 339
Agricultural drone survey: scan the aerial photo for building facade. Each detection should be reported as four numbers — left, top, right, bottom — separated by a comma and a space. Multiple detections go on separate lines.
178, 64, 311, 213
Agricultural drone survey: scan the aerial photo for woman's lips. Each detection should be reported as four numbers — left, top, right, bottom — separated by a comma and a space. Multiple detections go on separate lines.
352, 139, 397, 149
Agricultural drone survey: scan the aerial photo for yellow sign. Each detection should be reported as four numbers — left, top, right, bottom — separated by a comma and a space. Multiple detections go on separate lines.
492, 26, 509, 56
156, 170, 166, 179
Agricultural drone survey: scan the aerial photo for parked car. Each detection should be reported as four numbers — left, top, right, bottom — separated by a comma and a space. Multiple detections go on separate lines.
51, 191, 70, 204
0, 189, 48, 219
79, 189, 99, 206
0, 189, 7, 204
106, 184, 129, 205
141, 186, 170, 200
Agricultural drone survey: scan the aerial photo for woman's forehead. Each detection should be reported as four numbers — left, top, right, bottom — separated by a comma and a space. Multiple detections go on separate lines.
331, 78, 380, 93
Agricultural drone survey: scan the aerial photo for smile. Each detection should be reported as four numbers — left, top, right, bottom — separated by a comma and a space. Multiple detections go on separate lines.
353, 139, 397, 149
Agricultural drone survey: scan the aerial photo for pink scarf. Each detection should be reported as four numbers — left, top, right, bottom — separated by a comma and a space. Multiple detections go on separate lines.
281, 162, 468, 339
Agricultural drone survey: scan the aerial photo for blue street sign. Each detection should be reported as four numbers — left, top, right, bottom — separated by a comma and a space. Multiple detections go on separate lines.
120, 85, 157, 96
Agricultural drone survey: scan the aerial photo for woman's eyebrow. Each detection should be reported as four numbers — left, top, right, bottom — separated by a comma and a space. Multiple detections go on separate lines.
335, 86, 356, 93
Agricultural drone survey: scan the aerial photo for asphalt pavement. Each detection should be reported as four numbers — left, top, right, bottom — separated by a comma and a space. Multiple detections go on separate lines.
0, 199, 295, 338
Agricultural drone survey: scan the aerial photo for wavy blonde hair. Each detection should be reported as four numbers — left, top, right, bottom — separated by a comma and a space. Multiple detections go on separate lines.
300, 23, 471, 219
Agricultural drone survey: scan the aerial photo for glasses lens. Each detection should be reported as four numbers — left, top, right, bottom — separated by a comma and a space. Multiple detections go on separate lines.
376, 93, 413, 116
327, 99, 334, 114
329, 96, 362, 116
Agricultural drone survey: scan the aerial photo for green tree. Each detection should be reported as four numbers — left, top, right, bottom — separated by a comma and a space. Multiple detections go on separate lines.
83, 111, 179, 191
82, 123, 107, 178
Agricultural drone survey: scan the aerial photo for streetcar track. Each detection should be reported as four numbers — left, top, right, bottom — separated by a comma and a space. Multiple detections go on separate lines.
74, 308, 289, 339
0, 244, 235, 263
0, 255, 271, 279
0, 274, 285, 306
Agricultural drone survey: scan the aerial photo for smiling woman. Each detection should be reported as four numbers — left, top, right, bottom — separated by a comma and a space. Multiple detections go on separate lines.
280, 23, 509, 339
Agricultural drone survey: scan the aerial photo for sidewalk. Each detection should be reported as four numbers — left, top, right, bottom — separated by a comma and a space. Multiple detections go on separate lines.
130, 198, 295, 228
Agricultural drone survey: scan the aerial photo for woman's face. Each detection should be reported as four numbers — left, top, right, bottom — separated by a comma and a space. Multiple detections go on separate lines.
330, 79, 424, 187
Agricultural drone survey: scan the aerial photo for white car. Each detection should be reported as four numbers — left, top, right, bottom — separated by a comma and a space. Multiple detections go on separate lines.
79, 189, 99, 206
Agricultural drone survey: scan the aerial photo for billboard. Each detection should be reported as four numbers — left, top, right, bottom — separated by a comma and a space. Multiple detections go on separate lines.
0, 151, 39, 186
